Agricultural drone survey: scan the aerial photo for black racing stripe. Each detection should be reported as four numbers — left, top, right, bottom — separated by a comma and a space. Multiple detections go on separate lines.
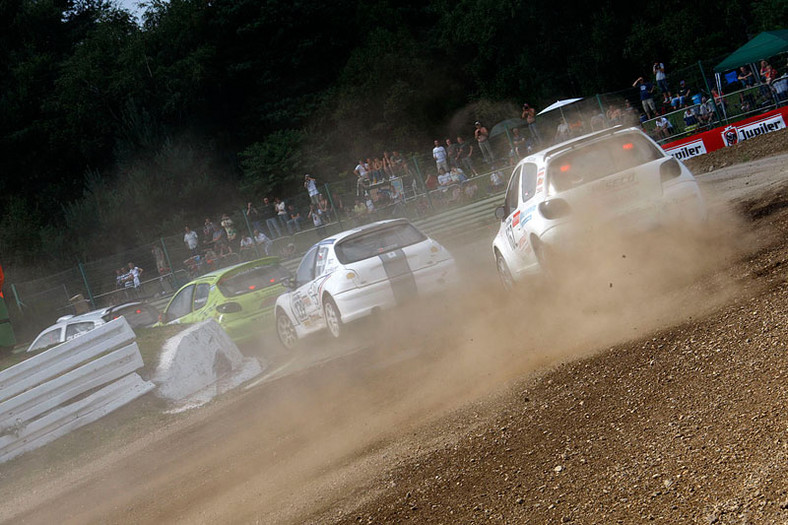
379, 249, 417, 305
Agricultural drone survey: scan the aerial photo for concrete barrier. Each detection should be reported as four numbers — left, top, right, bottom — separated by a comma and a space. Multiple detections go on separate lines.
153, 320, 264, 410
0, 318, 153, 463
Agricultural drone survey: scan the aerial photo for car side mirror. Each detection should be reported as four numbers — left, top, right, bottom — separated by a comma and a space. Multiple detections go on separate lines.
494, 205, 507, 221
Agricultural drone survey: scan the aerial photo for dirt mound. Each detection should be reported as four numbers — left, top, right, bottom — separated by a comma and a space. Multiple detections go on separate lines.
685, 127, 788, 174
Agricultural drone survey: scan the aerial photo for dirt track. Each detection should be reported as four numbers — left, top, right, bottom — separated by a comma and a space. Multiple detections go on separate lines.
2, 132, 788, 524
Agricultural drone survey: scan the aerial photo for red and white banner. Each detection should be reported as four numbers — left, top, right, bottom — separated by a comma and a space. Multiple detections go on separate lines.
663, 106, 788, 160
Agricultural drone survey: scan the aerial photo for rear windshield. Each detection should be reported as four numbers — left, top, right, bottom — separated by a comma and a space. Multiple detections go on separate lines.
548, 134, 663, 192
106, 305, 160, 328
335, 223, 427, 264
217, 264, 290, 297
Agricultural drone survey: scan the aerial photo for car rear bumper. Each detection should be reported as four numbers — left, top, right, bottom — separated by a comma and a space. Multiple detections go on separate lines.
332, 258, 458, 324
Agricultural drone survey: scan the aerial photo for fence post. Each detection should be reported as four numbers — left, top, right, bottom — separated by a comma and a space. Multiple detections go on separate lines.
241, 207, 263, 259
10, 283, 23, 313
324, 183, 344, 231
160, 237, 180, 289
411, 155, 433, 210
698, 60, 724, 125
77, 261, 96, 309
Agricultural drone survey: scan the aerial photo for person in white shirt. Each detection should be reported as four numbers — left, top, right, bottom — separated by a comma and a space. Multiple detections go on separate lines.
253, 229, 272, 256
432, 140, 449, 172
183, 226, 199, 255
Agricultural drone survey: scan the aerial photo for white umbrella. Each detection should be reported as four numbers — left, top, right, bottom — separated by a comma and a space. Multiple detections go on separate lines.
536, 98, 583, 119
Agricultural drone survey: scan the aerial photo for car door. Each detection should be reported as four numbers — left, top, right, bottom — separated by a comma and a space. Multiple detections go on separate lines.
164, 284, 195, 323
289, 245, 325, 326
502, 163, 540, 269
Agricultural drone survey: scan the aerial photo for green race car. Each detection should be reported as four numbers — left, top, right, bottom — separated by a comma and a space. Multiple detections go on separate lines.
159, 257, 290, 343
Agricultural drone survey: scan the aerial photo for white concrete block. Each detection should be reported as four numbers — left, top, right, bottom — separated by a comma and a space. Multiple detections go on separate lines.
153, 320, 264, 403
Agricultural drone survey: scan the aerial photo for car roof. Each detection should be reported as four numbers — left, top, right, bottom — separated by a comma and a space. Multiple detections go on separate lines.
519, 126, 647, 165
307, 218, 412, 248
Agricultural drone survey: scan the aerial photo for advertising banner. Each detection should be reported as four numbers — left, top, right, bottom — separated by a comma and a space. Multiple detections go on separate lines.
662, 106, 788, 160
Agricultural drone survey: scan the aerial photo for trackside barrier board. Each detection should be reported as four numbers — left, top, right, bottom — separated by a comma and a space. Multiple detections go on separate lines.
663, 106, 788, 161
0, 318, 154, 463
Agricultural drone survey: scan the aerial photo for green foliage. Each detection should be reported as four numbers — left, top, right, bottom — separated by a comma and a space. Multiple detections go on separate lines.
239, 129, 306, 196
2, 0, 786, 275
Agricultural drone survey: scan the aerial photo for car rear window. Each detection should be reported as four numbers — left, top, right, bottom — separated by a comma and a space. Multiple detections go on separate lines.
106, 305, 160, 328
548, 134, 663, 192
335, 222, 427, 264
217, 264, 289, 297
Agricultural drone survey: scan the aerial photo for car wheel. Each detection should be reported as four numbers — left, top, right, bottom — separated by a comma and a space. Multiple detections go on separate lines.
276, 311, 298, 350
323, 297, 343, 339
496, 253, 515, 292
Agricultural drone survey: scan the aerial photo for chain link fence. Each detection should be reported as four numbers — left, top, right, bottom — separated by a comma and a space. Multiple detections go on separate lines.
6, 53, 787, 345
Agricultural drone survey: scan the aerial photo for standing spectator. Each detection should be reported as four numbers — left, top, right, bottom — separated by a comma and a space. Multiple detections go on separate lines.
151, 244, 169, 276
183, 226, 199, 255
474, 121, 494, 163
308, 204, 326, 239
221, 214, 237, 245
245, 201, 262, 232
382, 151, 394, 179
126, 262, 143, 295
511, 128, 528, 159
456, 136, 477, 175
261, 197, 282, 239
203, 217, 217, 245
275, 197, 288, 230
521, 103, 541, 144
653, 62, 670, 102
253, 229, 273, 256
318, 194, 331, 222
633, 77, 657, 119
390, 150, 406, 177
432, 139, 449, 172
445, 138, 459, 168
304, 174, 321, 205
286, 204, 304, 234
555, 118, 571, 142
355, 159, 371, 196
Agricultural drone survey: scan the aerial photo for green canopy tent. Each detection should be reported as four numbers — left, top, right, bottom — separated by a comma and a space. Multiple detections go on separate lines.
714, 30, 788, 72
712, 30, 788, 117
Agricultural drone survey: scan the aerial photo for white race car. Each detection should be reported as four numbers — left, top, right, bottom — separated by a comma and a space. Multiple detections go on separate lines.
492, 126, 707, 290
274, 218, 458, 349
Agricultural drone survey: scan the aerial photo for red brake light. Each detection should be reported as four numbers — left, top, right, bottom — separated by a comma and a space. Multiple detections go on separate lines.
560, 164, 571, 172
622, 142, 634, 150
135, 309, 141, 314
269, 278, 276, 283
248, 285, 256, 290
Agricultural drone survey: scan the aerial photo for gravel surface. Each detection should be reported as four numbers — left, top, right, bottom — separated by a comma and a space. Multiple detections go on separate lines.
1, 133, 787, 525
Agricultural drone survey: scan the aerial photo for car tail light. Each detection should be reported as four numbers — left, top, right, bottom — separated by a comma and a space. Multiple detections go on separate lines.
660, 158, 682, 183
216, 302, 242, 314
538, 199, 571, 220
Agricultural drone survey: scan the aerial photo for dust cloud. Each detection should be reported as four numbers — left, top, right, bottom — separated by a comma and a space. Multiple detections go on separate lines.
0, 175, 762, 525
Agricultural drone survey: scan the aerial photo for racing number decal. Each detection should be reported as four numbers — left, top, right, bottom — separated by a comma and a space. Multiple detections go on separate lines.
504, 217, 516, 251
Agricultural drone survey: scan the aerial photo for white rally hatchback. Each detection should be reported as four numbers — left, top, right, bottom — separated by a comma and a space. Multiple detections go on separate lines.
274, 218, 458, 349
492, 126, 707, 290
